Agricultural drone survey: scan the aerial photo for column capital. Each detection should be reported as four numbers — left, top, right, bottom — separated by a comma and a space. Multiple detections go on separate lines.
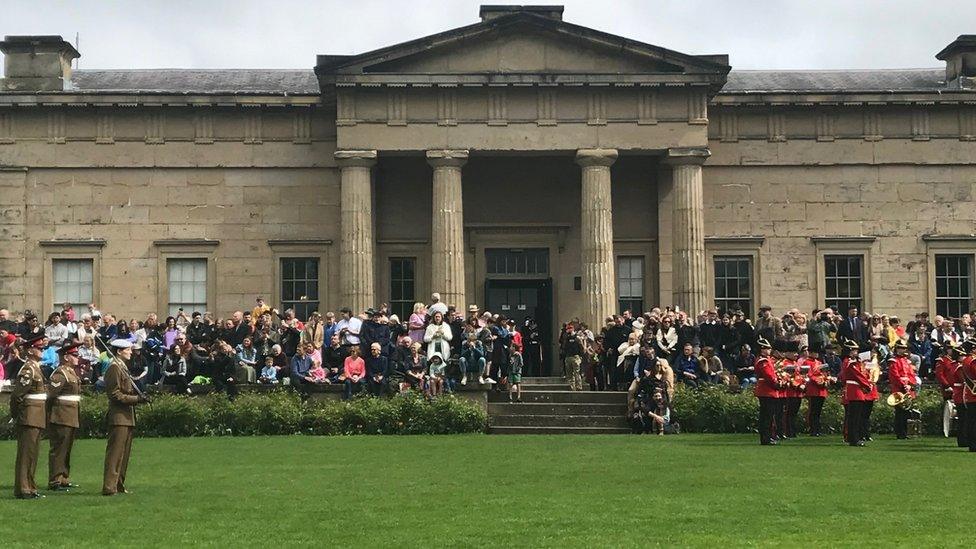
575, 148, 618, 168
663, 147, 710, 166
426, 149, 469, 168
334, 149, 377, 168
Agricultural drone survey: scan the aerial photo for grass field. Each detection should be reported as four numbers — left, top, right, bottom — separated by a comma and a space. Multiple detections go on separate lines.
0, 434, 972, 547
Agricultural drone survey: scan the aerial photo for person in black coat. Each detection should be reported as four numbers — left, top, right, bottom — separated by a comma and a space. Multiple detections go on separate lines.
360, 309, 392, 357
837, 306, 868, 347
365, 342, 390, 396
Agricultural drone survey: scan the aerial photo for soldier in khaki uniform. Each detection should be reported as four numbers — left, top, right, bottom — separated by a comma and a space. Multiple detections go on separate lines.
102, 338, 148, 496
48, 341, 83, 491
11, 334, 48, 499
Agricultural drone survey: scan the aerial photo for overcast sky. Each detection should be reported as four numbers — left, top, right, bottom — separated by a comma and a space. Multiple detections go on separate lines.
2, 0, 974, 75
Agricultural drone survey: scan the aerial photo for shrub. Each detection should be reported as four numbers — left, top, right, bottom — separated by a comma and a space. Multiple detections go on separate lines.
0, 390, 487, 439
671, 385, 948, 435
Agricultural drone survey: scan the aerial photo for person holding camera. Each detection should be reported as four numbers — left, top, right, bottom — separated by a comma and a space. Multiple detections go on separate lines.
561, 323, 585, 391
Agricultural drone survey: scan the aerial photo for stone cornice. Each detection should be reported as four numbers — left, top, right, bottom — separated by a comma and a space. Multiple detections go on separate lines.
0, 93, 320, 108
38, 238, 106, 248
327, 75, 724, 87
809, 236, 877, 244
267, 239, 334, 247
705, 236, 765, 245
712, 92, 976, 107
153, 238, 220, 247
664, 147, 710, 165
921, 234, 976, 242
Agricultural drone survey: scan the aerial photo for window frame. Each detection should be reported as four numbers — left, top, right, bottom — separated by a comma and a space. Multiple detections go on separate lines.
616, 255, 645, 314
822, 254, 865, 315
40, 239, 104, 314
279, 257, 321, 321
705, 237, 763, 320
268, 239, 332, 320
166, 257, 209, 317
154, 239, 219, 317
388, 256, 417, 321
712, 255, 754, 317
924, 236, 976, 318
934, 254, 972, 318
813, 237, 875, 313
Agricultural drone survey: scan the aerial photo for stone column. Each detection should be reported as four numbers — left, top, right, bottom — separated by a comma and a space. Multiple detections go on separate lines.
575, 148, 618, 328
426, 149, 469, 309
335, 150, 377, 313
665, 147, 710, 316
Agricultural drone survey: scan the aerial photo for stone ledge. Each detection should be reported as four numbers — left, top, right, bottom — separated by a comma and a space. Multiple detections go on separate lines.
921, 234, 976, 241
153, 238, 220, 247
38, 238, 107, 248
809, 235, 877, 243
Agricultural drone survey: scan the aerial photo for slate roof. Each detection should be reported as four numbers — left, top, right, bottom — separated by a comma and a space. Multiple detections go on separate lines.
63, 67, 953, 95
721, 68, 946, 93
70, 69, 319, 94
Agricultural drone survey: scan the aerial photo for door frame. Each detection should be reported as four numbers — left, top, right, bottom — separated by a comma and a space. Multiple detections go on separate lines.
483, 277, 554, 377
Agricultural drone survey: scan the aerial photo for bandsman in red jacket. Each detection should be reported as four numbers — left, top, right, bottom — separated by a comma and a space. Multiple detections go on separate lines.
839, 339, 860, 443
753, 337, 779, 445
887, 341, 916, 439
962, 340, 976, 452
799, 345, 832, 436
776, 341, 803, 439
949, 343, 968, 448
933, 342, 955, 402
842, 342, 872, 447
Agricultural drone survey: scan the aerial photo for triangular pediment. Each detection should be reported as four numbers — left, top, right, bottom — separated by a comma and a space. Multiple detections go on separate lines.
317, 11, 728, 78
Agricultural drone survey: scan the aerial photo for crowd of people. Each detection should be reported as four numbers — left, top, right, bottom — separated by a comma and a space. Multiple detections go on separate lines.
555, 304, 976, 445
0, 293, 544, 403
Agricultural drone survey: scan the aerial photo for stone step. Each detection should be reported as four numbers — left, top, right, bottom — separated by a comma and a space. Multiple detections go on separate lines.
488, 426, 632, 435
488, 402, 627, 416
519, 377, 567, 384
490, 414, 630, 428
520, 384, 571, 391
488, 390, 627, 404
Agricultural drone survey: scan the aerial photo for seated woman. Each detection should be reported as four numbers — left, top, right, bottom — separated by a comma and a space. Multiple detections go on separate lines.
400, 342, 426, 394
258, 355, 278, 384
235, 337, 258, 383
342, 345, 366, 400
162, 343, 189, 393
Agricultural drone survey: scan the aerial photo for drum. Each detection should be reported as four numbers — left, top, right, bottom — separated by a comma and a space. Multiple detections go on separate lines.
943, 400, 957, 438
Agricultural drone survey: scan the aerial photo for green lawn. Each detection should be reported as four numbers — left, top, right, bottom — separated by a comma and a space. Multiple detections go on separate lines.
0, 434, 971, 547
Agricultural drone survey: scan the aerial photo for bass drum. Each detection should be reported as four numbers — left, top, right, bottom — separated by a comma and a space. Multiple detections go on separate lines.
943, 400, 956, 438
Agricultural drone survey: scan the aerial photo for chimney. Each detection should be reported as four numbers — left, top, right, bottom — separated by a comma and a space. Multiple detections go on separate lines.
479, 5, 564, 22
936, 35, 976, 89
0, 35, 80, 92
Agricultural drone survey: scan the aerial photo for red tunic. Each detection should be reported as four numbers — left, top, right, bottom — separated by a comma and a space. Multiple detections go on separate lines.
843, 360, 871, 402
753, 356, 781, 398
887, 356, 916, 398
781, 359, 804, 398
952, 363, 965, 405
964, 356, 976, 404
934, 356, 955, 395
801, 358, 829, 398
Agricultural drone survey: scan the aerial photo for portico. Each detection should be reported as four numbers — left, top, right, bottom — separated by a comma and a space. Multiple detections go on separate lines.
318, 5, 729, 330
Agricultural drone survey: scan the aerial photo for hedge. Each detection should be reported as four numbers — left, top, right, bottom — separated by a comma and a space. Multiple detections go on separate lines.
0, 391, 488, 439
671, 385, 949, 435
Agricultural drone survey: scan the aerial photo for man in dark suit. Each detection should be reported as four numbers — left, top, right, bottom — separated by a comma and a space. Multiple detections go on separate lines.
837, 306, 867, 347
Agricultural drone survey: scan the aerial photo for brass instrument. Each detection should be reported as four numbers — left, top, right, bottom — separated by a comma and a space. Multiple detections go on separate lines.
867, 361, 881, 384
886, 391, 914, 409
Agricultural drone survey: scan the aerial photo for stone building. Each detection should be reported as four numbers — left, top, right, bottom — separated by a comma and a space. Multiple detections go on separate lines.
1, 6, 975, 357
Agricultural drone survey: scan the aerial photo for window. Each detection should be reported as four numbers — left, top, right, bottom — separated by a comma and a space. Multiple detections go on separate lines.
53, 259, 93, 306
824, 255, 863, 314
713, 256, 752, 316
485, 248, 549, 276
935, 254, 972, 318
280, 258, 319, 321
617, 256, 644, 314
389, 257, 416, 320
167, 259, 207, 317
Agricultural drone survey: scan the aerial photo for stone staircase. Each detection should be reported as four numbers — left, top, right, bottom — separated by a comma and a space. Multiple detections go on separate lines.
487, 377, 630, 434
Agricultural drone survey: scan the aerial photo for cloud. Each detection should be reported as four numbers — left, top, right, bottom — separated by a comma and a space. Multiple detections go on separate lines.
1, 0, 971, 73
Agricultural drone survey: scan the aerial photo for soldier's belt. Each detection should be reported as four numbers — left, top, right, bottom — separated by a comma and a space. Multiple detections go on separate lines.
57, 395, 82, 402
25, 393, 48, 401
845, 380, 858, 385
954, 383, 962, 387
